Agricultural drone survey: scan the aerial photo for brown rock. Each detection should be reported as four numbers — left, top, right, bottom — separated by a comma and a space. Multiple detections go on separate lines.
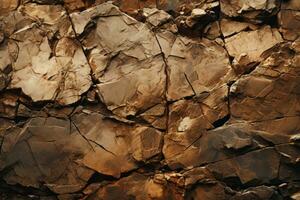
90, 173, 184, 200
72, 112, 163, 178
208, 148, 280, 185
71, 3, 165, 117
1, 4, 91, 105
186, 183, 232, 200
0, 117, 94, 193
220, 0, 279, 21
225, 26, 282, 74
0, 0, 19, 15
230, 43, 300, 123
278, 10, 300, 41
220, 19, 258, 37
163, 123, 258, 169
167, 36, 234, 101
231, 186, 279, 200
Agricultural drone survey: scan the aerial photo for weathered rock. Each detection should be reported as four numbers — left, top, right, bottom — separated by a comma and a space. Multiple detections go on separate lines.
70, 3, 166, 117
1, 0, 300, 199
163, 123, 261, 169
89, 173, 184, 200
0, 111, 163, 193
225, 26, 283, 74
143, 8, 171, 27
278, 0, 300, 40
231, 186, 280, 200
0, 4, 91, 105
186, 182, 232, 200
230, 43, 300, 123
0, 117, 94, 194
220, 19, 258, 38
208, 147, 280, 185
0, 0, 19, 15
220, 0, 279, 22
167, 36, 234, 100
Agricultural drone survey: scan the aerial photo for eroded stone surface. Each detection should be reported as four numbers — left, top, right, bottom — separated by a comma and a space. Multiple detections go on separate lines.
225, 26, 283, 74
1, 0, 300, 199
0, 111, 163, 194
220, 0, 279, 21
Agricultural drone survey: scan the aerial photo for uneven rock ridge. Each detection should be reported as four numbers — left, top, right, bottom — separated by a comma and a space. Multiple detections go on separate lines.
0, 0, 300, 199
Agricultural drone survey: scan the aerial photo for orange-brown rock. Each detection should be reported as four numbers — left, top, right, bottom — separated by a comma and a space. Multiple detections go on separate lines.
1, 0, 300, 199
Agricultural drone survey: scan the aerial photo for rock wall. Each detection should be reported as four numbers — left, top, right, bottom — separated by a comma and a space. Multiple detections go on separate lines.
0, 0, 300, 199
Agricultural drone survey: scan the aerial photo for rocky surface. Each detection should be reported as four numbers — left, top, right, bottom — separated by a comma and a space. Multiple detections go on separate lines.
0, 0, 300, 199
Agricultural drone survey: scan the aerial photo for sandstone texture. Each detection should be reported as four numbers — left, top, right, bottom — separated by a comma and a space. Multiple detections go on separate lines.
1, 0, 300, 199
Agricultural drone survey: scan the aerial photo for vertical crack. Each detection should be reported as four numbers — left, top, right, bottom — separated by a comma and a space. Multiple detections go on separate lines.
184, 72, 197, 96
63, 6, 96, 87
154, 33, 170, 134
70, 119, 95, 151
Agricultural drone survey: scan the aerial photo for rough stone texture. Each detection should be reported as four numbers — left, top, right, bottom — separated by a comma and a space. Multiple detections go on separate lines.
1, 0, 300, 199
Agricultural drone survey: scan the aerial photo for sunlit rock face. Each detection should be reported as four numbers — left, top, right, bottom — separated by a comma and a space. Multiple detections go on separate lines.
1, 0, 300, 199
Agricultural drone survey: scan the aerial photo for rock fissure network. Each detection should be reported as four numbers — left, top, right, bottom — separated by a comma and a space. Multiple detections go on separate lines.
0, 0, 300, 199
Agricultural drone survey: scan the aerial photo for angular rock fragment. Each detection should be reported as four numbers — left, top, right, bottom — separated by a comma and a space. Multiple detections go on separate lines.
143, 8, 171, 27
0, 4, 92, 105
0, 111, 163, 193
138, 103, 167, 130
71, 112, 163, 178
231, 186, 280, 200
208, 147, 280, 185
186, 182, 232, 200
167, 36, 234, 100
1, 0, 300, 199
0, 117, 94, 194
220, 0, 279, 22
230, 43, 300, 123
70, 3, 166, 117
163, 123, 260, 169
278, 0, 300, 40
88, 172, 184, 199
225, 26, 282, 74
220, 19, 257, 38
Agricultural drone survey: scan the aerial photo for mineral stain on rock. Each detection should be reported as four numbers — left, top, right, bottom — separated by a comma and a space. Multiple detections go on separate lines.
0, 0, 300, 199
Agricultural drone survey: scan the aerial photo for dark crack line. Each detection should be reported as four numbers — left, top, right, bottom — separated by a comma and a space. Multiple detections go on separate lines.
63, 5, 96, 91
154, 33, 170, 134
70, 119, 95, 152
184, 72, 197, 96
183, 133, 203, 152
25, 141, 44, 179
87, 139, 117, 157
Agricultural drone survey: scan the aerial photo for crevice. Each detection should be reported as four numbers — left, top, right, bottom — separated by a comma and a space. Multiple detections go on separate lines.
212, 114, 230, 128
87, 139, 117, 157
184, 72, 196, 96
70, 119, 95, 151
154, 33, 170, 134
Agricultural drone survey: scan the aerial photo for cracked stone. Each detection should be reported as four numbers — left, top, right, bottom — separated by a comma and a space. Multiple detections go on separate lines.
220, 0, 279, 22
167, 36, 234, 101
1, 4, 91, 105
143, 8, 172, 27
220, 18, 258, 38
208, 147, 280, 185
1, 1, 300, 199
89, 172, 184, 200
0, 117, 94, 194
72, 112, 163, 178
225, 26, 283, 74
163, 123, 263, 169
278, 9, 300, 41
70, 3, 165, 117
230, 43, 300, 123
0, 111, 163, 193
